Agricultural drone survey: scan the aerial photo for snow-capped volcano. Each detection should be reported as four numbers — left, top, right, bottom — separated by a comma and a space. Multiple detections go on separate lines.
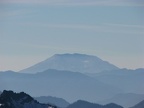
20, 53, 119, 73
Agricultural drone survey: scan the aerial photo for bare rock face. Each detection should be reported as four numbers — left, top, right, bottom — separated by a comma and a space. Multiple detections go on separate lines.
0, 90, 57, 108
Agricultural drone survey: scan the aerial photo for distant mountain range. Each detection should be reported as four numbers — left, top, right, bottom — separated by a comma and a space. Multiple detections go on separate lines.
0, 53, 144, 108
67, 100, 123, 108
35, 96, 70, 108
87, 68, 144, 94
0, 90, 57, 108
0, 69, 122, 102
19, 53, 119, 73
1, 68, 144, 105
1, 90, 144, 108
0, 90, 125, 108
98, 93, 144, 108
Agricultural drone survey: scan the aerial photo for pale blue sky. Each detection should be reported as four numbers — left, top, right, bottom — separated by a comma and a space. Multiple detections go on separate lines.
0, 0, 144, 71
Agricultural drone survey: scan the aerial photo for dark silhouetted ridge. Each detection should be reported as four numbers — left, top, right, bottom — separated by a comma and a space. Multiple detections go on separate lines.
0, 90, 57, 108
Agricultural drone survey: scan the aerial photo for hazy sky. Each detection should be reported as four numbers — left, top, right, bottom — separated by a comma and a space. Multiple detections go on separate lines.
0, 0, 144, 71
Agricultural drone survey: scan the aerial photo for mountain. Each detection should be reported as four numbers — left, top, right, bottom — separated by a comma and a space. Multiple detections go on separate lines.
130, 100, 144, 108
19, 53, 119, 73
67, 100, 123, 108
87, 68, 144, 94
98, 93, 144, 108
35, 96, 70, 108
0, 69, 122, 102
0, 90, 57, 108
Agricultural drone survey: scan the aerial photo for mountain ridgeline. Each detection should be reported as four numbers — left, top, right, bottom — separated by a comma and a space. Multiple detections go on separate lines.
130, 100, 144, 108
88, 68, 144, 94
0, 53, 144, 108
19, 53, 119, 73
67, 100, 123, 108
0, 90, 57, 108
0, 90, 125, 108
35, 96, 70, 108
0, 69, 122, 102
98, 93, 144, 108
